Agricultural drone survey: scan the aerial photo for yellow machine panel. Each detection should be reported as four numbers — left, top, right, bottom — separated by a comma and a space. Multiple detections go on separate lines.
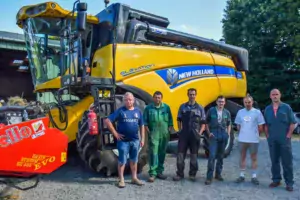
90, 44, 247, 130
16, 1, 98, 28
48, 96, 94, 142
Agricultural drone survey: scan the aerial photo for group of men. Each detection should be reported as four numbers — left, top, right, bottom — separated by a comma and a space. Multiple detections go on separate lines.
104, 88, 296, 192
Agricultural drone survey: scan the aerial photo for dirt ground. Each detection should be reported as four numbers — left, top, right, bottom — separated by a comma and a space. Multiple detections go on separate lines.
1, 138, 300, 200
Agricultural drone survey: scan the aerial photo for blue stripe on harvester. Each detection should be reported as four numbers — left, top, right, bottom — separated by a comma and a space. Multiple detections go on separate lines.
215, 66, 236, 77
236, 71, 243, 79
155, 65, 243, 89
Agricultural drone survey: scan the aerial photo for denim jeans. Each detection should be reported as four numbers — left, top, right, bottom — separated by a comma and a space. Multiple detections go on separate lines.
117, 139, 140, 165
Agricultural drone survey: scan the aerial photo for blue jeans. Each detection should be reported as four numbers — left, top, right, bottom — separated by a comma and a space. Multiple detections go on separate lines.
206, 132, 228, 180
117, 139, 140, 165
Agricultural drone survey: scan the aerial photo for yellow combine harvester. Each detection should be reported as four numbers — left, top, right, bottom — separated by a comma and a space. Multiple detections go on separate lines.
15, 0, 248, 176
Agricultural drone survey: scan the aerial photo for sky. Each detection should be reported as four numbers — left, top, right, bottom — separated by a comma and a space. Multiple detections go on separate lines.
2, 0, 226, 40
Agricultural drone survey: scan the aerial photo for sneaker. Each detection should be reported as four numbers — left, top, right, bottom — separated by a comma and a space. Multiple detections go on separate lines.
235, 176, 245, 183
251, 177, 259, 185
173, 175, 183, 181
157, 174, 167, 180
148, 176, 155, 182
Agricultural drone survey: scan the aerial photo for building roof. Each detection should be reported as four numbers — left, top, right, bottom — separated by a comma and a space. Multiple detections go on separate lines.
0, 31, 25, 43
0, 31, 60, 47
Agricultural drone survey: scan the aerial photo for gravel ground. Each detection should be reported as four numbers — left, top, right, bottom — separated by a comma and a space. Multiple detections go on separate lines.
1, 138, 300, 200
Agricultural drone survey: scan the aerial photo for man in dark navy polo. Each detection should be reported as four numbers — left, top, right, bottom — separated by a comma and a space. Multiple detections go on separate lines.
264, 89, 297, 192
173, 88, 206, 181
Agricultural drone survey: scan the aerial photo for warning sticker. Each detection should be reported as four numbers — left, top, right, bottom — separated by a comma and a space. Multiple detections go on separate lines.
31, 120, 46, 139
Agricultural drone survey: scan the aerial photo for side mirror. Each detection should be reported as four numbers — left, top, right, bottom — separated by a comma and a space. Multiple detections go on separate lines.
76, 2, 87, 31
104, 0, 110, 8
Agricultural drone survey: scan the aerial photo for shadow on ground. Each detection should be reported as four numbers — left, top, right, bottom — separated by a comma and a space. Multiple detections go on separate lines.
35, 139, 213, 185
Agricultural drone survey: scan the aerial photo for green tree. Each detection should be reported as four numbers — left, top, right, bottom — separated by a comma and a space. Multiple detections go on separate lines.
222, 0, 300, 110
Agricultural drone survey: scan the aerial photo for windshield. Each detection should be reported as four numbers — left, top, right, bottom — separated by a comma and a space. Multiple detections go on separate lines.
22, 17, 78, 87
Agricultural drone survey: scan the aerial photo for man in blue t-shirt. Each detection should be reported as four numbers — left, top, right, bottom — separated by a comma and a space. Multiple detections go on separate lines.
104, 92, 145, 188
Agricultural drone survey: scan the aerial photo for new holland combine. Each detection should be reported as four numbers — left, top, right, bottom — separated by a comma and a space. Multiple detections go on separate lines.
0, 0, 248, 187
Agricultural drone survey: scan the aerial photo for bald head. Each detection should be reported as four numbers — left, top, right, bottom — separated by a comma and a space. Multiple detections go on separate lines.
270, 88, 281, 103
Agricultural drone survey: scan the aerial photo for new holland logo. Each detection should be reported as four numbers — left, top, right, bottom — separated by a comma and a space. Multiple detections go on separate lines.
166, 69, 179, 85
134, 113, 138, 118
166, 68, 215, 86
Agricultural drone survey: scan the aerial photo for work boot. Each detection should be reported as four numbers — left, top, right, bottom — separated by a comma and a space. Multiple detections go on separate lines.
215, 174, 224, 181
148, 176, 155, 183
286, 186, 293, 192
235, 176, 245, 183
269, 182, 281, 188
173, 175, 183, 181
157, 174, 167, 180
205, 179, 212, 185
189, 176, 196, 182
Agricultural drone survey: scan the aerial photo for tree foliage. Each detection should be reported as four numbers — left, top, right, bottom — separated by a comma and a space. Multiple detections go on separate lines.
222, 0, 300, 110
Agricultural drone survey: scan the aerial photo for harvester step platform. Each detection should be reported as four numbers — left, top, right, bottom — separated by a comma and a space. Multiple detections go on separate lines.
61, 75, 114, 89
98, 99, 115, 104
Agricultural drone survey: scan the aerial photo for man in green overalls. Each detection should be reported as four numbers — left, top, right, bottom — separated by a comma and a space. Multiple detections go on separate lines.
205, 95, 231, 185
264, 89, 296, 192
143, 91, 174, 182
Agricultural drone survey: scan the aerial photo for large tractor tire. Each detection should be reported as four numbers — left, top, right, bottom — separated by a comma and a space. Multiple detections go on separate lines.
76, 94, 148, 176
202, 100, 242, 158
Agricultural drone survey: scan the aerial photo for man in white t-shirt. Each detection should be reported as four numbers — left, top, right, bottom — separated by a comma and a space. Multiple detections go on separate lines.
234, 95, 265, 185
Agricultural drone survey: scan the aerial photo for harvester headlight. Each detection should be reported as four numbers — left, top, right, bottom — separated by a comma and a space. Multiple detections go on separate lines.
51, 3, 56, 9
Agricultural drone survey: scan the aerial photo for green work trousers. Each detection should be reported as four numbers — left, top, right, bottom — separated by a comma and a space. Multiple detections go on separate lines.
148, 124, 170, 177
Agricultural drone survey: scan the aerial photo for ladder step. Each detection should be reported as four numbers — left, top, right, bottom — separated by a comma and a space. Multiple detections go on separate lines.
102, 144, 117, 150
96, 85, 115, 90
100, 130, 112, 135
98, 99, 115, 104
84, 77, 114, 87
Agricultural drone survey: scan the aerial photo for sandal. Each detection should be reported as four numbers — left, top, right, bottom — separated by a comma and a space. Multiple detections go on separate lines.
131, 178, 144, 186
118, 180, 126, 188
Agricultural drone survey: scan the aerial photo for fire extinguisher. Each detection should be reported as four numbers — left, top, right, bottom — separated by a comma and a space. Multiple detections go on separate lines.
88, 109, 98, 135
